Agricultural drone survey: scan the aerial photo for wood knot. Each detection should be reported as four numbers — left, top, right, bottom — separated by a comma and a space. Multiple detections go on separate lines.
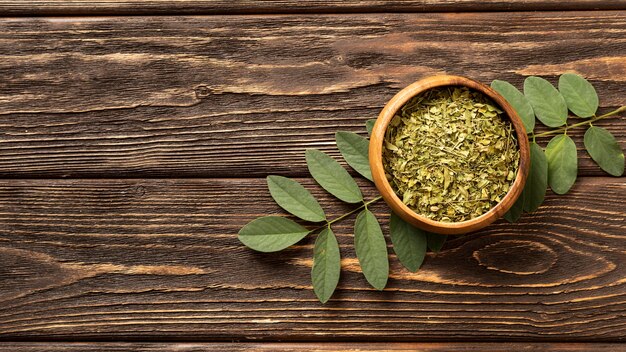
194, 85, 212, 99
134, 185, 146, 196
473, 240, 557, 275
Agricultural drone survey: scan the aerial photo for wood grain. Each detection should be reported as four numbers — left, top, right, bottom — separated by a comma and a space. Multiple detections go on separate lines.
1, 342, 625, 351
0, 177, 624, 341
1, 0, 625, 15
0, 13, 624, 178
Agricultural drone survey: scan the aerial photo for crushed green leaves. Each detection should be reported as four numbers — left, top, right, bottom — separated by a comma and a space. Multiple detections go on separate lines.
383, 86, 520, 222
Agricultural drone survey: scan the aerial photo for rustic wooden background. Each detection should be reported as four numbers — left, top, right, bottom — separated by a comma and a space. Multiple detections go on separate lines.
0, 1, 625, 351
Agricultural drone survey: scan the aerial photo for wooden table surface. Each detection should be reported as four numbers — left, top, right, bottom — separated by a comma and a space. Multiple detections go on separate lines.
1, 1, 625, 351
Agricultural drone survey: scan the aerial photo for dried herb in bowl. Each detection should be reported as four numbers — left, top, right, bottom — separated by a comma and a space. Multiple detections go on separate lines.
383, 86, 520, 222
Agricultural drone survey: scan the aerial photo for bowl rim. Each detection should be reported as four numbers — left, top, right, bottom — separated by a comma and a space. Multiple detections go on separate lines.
369, 75, 531, 235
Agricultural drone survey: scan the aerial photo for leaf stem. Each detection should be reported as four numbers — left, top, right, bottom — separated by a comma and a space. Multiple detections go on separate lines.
310, 196, 383, 233
532, 106, 625, 138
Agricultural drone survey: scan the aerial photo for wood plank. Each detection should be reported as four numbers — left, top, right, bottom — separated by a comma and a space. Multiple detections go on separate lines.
0, 177, 624, 340
0, 342, 625, 351
1, 0, 625, 15
0, 13, 624, 178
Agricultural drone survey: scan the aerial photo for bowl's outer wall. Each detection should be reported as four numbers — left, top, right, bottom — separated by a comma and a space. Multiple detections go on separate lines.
369, 75, 530, 235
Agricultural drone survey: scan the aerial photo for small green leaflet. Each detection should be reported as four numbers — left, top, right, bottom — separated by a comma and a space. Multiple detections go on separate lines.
545, 135, 578, 195
267, 175, 326, 222
503, 192, 524, 223
305, 149, 363, 204
335, 131, 373, 181
354, 209, 389, 290
524, 76, 568, 127
366, 119, 376, 136
389, 213, 427, 272
312, 227, 341, 304
584, 126, 625, 176
427, 233, 447, 253
523, 142, 548, 212
238, 216, 309, 252
491, 80, 535, 133
558, 73, 598, 118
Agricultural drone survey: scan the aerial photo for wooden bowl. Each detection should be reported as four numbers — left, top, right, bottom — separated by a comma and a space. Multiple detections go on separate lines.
369, 75, 530, 235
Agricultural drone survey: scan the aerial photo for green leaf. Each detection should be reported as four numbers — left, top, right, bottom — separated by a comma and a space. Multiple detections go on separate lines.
584, 126, 625, 176
354, 209, 389, 290
523, 142, 548, 212
558, 73, 599, 118
504, 192, 524, 223
238, 216, 309, 252
491, 80, 535, 133
427, 233, 447, 253
366, 119, 376, 136
335, 131, 373, 181
312, 227, 341, 304
524, 76, 568, 127
389, 213, 427, 272
545, 134, 578, 195
267, 175, 326, 222
305, 149, 363, 203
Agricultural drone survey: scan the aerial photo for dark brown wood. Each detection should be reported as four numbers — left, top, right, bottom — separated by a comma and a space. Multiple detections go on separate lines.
0, 13, 624, 178
0, 342, 624, 351
0, 6, 624, 347
1, 0, 625, 15
0, 177, 624, 341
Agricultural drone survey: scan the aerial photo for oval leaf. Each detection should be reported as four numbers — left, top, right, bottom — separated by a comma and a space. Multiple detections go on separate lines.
426, 233, 447, 253
491, 80, 535, 133
267, 175, 326, 222
558, 73, 598, 118
389, 213, 427, 272
524, 76, 568, 127
305, 149, 363, 203
523, 142, 548, 212
312, 227, 341, 304
336, 131, 373, 181
545, 134, 578, 195
584, 126, 625, 176
238, 216, 309, 252
503, 192, 524, 223
354, 209, 389, 290
366, 119, 376, 136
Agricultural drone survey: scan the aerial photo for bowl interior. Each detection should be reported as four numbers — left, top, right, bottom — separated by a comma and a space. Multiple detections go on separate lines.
369, 75, 530, 235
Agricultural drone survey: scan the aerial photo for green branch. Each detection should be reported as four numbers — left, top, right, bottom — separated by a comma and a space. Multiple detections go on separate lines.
532, 106, 625, 138
310, 196, 383, 233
